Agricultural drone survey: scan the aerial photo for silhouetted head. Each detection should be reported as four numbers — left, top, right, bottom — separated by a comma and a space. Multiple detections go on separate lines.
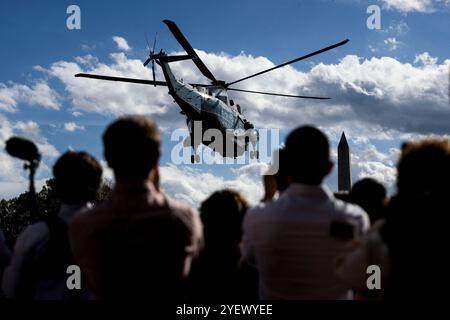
200, 189, 249, 248
397, 138, 450, 197
53, 151, 102, 204
103, 116, 161, 183
285, 125, 333, 185
351, 178, 387, 222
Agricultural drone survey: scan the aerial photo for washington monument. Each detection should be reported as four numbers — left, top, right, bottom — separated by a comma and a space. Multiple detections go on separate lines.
338, 132, 351, 192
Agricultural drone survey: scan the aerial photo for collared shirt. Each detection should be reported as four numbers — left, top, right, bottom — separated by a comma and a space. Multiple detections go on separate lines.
242, 183, 370, 300
69, 181, 203, 300
2, 203, 90, 299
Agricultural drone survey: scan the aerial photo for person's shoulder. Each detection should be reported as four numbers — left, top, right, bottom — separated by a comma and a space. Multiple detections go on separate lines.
247, 202, 266, 215
244, 200, 281, 227
332, 198, 370, 229
164, 196, 202, 242
332, 197, 365, 217
165, 196, 200, 224
70, 202, 112, 235
166, 196, 197, 215
247, 197, 281, 216
15, 221, 49, 252
72, 201, 109, 223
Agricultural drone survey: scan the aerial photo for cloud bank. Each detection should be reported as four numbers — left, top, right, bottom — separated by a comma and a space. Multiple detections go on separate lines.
1, 39, 449, 204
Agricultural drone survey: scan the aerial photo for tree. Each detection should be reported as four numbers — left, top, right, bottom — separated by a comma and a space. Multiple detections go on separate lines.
0, 179, 112, 247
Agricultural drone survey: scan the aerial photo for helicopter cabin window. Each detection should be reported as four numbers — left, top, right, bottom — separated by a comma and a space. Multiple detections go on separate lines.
198, 87, 206, 94
217, 95, 228, 105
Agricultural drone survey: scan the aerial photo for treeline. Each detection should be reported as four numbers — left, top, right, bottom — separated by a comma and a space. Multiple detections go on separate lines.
0, 179, 113, 246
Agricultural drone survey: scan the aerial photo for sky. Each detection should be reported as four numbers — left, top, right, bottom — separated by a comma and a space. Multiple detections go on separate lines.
0, 0, 449, 206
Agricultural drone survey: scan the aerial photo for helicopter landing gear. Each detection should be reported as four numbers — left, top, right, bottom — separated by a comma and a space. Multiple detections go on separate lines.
250, 150, 259, 160
190, 134, 201, 164
190, 154, 200, 164
249, 135, 259, 160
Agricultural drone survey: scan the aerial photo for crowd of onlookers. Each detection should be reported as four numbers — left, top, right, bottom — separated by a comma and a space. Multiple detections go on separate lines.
0, 114, 449, 300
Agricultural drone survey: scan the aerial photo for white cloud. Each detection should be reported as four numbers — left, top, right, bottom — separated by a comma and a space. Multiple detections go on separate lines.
37, 48, 449, 135
112, 36, 131, 52
307, 54, 450, 134
2, 41, 448, 200
0, 115, 58, 199
39, 54, 172, 123
381, 0, 435, 13
351, 142, 399, 190
27, 46, 449, 198
0, 81, 60, 112
384, 37, 401, 50
13, 120, 59, 158
387, 21, 409, 35
99, 160, 114, 183
414, 52, 438, 65
159, 163, 264, 207
64, 121, 85, 132
81, 44, 96, 52
74, 54, 99, 66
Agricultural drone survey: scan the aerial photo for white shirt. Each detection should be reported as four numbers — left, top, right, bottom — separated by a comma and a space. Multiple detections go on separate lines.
336, 220, 390, 291
242, 183, 370, 300
2, 203, 90, 300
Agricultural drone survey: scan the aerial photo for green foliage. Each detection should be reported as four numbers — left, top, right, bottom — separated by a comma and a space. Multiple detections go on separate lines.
0, 179, 112, 246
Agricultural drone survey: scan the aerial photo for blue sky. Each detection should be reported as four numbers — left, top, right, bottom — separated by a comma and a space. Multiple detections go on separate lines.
1, 0, 449, 205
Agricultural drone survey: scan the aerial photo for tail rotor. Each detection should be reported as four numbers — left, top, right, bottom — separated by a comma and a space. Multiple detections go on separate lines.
143, 33, 158, 86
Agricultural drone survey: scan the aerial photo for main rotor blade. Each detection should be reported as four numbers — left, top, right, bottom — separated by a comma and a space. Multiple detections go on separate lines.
75, 73, 167, 86
143, 58, 152, 66
152, 32, 158, 52
163, 19, 217, 82
225, 39, 349, 87
145, 34, 150, 50
228, 87, 330, 99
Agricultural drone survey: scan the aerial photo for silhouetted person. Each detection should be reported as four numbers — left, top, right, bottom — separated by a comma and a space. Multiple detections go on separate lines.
69, 116, 203, 300
189, 190, 258, 301
2, 151, 102, 300
351, 178, 387, 223
242, 126, 370, 299
337, 138, 450, 299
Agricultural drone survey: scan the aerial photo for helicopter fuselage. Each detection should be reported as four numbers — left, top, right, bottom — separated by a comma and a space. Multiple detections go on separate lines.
74, 19, 345, 162
158, 56, 258, 158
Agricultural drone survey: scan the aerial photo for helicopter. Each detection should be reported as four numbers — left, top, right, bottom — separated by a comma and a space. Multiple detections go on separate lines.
75, 20, 349, 163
